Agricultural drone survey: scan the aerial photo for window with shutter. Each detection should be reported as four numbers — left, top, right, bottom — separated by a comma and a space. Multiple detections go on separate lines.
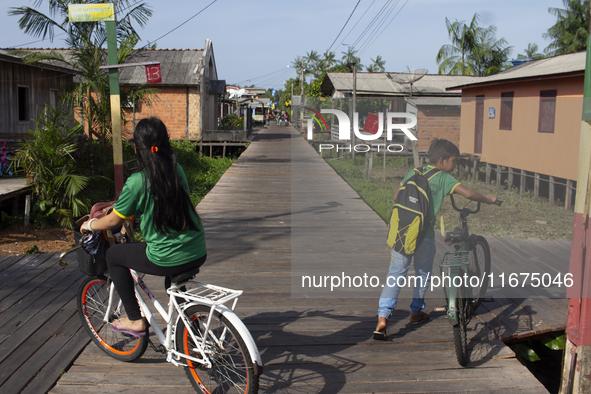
500, 92, 513, 130
538, 90, 556, 133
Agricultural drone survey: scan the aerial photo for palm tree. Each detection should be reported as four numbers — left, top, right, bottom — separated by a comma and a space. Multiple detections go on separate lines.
471, 26, 512, 75
321, 50, 336, 70
340, 46, 363, 71
437, 13, 511, 76
517, 43, 545, 60
366, 55, 386, 72
305, 50, 321, 77
436, 14, 480, 75
544, 0, 589, 56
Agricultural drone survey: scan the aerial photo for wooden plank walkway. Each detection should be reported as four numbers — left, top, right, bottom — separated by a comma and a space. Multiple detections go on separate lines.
0, 177, 28, 202
0, 251, 89, 394
5, 123, 565, 393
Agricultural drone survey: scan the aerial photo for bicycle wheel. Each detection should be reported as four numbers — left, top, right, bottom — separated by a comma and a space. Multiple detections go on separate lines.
468, 235, 491, 311
77, 276, 148, 362
453, 284, 469, 366
176, 304, 259, 394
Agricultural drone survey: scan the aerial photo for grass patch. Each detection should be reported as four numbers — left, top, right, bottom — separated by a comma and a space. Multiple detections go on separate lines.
171, 141, 235, 205
325, 156, 573, 241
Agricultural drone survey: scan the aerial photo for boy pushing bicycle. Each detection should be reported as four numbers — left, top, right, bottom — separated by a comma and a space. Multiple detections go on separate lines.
373, 139, 497, 340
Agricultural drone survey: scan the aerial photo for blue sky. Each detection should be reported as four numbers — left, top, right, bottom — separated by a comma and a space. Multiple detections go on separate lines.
1, 0, 564, 89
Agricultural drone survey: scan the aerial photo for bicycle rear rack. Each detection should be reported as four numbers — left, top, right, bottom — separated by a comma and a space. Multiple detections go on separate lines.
439, 250, 470, 269
167, 281, 243, 309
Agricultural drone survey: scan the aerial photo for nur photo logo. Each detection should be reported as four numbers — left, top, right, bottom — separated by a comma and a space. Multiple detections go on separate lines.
303, 108, 418, 153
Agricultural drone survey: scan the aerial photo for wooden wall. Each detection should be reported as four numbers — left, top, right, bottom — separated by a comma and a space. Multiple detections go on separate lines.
458, 76, 583, 181
0, 60, 73, 137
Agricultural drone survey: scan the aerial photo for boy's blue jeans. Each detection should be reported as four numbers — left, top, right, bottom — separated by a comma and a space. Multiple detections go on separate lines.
378, 237, 436, 319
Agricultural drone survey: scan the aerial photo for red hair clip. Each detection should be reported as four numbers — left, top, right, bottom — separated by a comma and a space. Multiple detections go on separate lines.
151, 146, 158, 153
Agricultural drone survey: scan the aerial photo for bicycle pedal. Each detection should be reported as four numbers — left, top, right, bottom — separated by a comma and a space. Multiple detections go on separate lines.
433, 307, 447, 312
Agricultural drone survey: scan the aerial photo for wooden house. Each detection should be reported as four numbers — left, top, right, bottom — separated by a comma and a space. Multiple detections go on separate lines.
447, 51, 585, 208
0, 50, 76, 139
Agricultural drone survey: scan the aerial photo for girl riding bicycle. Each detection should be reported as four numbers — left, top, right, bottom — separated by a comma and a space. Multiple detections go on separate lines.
80, 117, 207, 337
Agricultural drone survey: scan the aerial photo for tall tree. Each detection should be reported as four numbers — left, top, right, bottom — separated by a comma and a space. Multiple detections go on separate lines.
436, 13, 511, 76
366, 55, 386, 72
340, 46, 363, 70
517, 43, 545, 60
471, 26, 512, 75
304, 50, 321, 78
544, 0, 589, 56
436, 14, 480, 75
320, 50, 336, 70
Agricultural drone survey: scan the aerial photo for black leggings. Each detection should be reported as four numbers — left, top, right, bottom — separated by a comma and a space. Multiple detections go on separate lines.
106, 242, 207, 321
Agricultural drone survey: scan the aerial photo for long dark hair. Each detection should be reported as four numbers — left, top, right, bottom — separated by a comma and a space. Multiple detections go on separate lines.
133, 117, 199, 235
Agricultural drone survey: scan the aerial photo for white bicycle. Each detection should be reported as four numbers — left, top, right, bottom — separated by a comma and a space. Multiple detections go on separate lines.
75, 265, 263, 393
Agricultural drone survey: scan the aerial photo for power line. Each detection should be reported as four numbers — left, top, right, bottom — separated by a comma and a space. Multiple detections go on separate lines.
339, 0, 376, 47
234, 66, 292, 85
327, 0, 362, 53
143, 0, 218, 47
359, 0, 411, 56
351, 0, 393, 49
357, 0, 400, 54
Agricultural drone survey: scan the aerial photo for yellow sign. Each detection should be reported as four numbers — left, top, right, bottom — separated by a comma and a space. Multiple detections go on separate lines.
69, 4, 115, 22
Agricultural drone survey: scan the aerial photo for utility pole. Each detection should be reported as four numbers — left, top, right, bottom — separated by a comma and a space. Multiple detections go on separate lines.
348, 62, 357, 162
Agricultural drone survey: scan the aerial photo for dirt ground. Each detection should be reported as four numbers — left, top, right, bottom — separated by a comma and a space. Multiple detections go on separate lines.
0, 224, 76, 257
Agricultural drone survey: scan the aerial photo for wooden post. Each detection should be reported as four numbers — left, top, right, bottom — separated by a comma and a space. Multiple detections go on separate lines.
24, 195, 31, 235
520, 170, 526, 196
364, 153, 369, 177
222, 143, 226, 158
368, 151, 374, 178
549, 176, 555, 205
485, 163, 491, 185
497, 165, 502, 189
508, 167, 514, 189
566, 180, 574, 210
534, 172, 540, 202
473, 160, 479, 182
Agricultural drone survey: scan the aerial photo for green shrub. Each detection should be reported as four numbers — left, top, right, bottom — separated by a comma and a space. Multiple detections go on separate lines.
171, 141, 235, 205
15, 106, 97, 228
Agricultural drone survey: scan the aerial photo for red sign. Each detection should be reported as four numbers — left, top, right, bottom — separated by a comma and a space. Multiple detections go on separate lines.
145, 65, 162, 84
364, 112, 380, 134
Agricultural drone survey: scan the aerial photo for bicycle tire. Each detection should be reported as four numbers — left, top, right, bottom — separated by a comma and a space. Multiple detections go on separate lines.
176, 304, 259, 394
77, 276, 148, 362
453, 284, 469, 366
468, 235, 491, 311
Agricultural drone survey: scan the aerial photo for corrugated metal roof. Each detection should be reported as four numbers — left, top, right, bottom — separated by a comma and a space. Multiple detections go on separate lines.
405, 97, 461, 106
115, 49, 204, 85
321, 72, 483, 97
0, 48, 78, 74
447, 51, 586, 90
2, 48, 205, 86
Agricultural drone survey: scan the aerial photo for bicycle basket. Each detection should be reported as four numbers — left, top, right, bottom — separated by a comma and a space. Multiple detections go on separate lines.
74, 227, 108, 276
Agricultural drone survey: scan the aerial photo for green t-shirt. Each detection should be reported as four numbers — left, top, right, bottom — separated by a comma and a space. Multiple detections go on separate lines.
113, 164, 206, 267
400, 165, 461, 238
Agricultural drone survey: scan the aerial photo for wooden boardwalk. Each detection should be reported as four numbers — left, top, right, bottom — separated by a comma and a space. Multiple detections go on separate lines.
2, 123, 570, 393
0, 177, 28, 202
0, 251, 89, 394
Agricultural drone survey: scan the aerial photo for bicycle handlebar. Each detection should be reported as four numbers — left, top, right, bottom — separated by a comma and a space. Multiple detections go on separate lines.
449, 195, 503, 214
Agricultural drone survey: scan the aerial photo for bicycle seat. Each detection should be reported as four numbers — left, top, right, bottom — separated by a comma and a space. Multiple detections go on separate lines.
445, 228, 466, 244
166, 266, 200, 289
